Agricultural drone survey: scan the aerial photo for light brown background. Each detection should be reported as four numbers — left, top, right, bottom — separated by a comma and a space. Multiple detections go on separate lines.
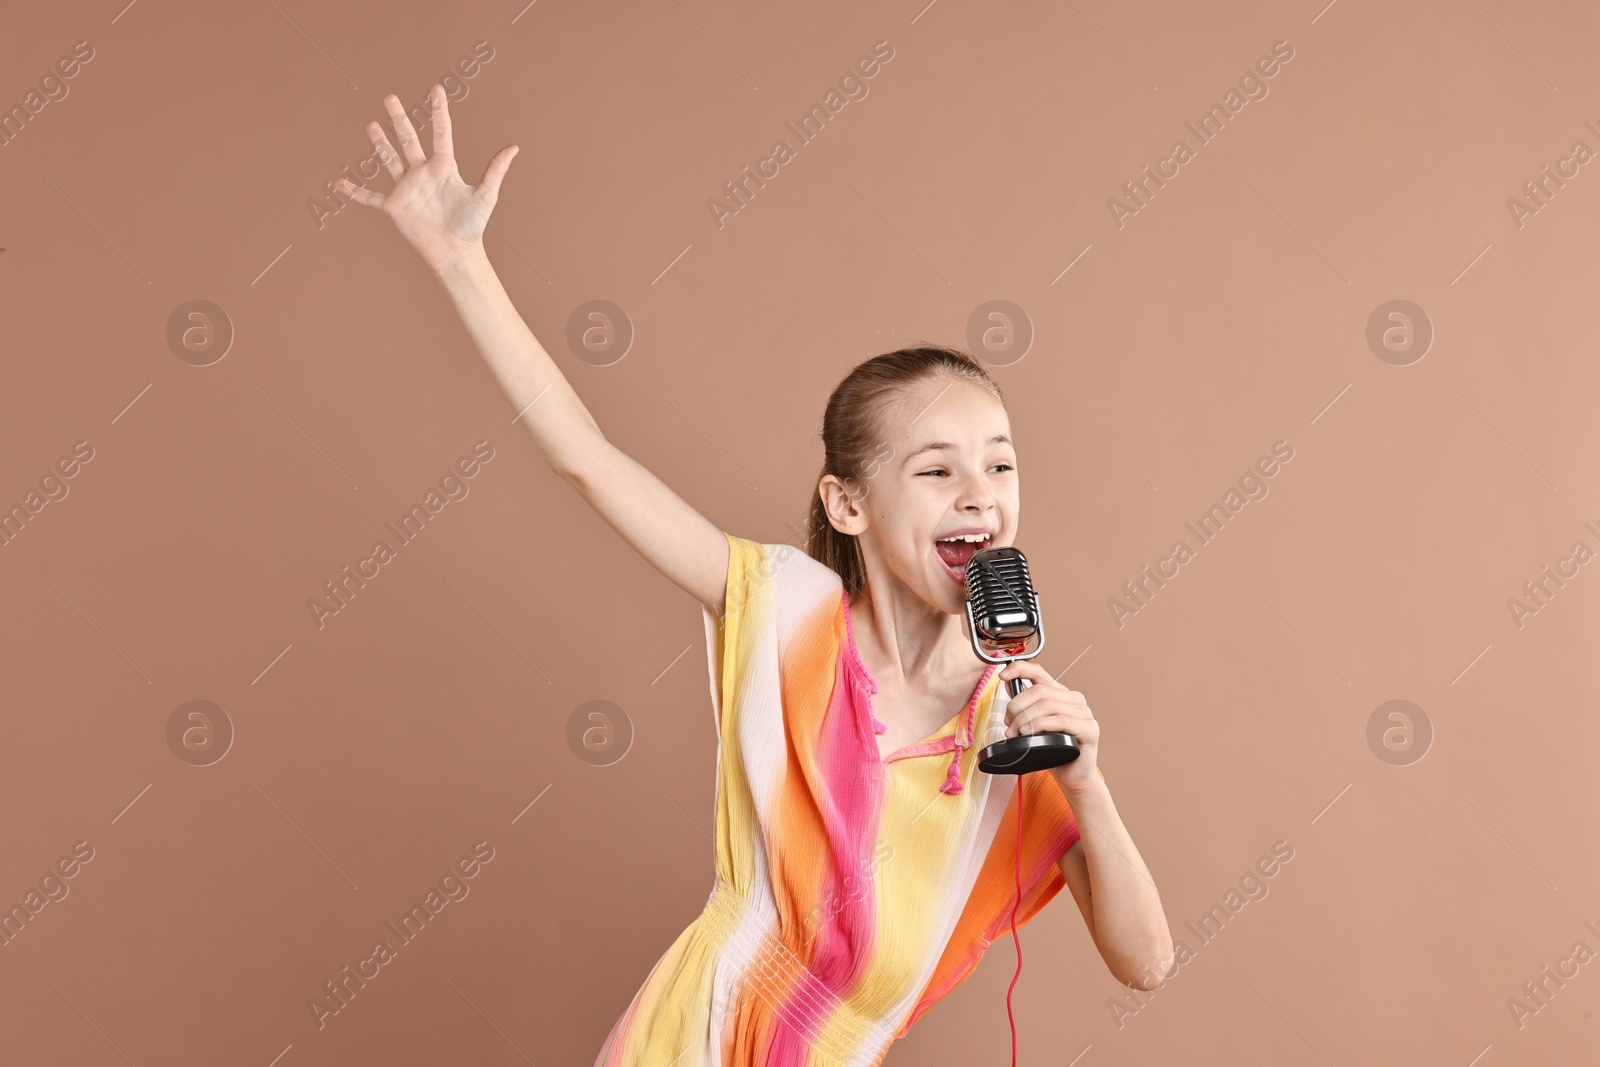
2, 0, 1597, 1064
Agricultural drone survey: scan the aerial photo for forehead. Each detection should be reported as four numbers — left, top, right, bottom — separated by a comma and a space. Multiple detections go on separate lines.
885, 377, 1010, 442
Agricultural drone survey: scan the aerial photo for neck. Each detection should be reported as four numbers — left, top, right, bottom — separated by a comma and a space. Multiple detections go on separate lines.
848, 579, 975, 690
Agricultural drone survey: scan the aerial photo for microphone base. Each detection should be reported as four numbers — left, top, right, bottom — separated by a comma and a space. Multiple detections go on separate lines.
977, 733, 1080, 776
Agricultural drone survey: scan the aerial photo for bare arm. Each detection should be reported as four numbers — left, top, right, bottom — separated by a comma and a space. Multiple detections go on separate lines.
337, 84, 729, 614
1053, 775, 1174, 991
997, 663, 1173, 989
432, 246, 730, 614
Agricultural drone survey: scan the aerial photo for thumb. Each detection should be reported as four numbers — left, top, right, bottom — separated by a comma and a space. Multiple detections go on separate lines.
473, 144, 519, 211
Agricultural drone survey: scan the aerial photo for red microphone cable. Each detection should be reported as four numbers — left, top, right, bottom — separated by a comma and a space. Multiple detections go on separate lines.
1005, 777, 1025, 1066
995, 645, 1031, 1066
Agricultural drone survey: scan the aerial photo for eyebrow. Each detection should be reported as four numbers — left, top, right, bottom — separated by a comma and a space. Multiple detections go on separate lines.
901, 434, 1013, 466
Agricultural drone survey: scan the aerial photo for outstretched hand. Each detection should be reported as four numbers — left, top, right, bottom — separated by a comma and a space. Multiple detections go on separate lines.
336, 83, 518, 273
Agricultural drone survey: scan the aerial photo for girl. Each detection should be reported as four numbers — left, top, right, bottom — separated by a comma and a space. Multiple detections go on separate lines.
339, 84, 1173, 1067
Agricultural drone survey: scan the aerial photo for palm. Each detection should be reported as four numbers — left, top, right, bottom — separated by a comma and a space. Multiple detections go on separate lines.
384, 156, 483, 262
337, 84, 518, 272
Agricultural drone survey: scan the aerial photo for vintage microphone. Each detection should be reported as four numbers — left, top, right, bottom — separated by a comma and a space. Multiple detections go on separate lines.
963, 545, 1080, 775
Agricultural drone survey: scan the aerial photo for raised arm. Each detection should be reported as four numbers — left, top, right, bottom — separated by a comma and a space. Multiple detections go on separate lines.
338, 85, 730, 615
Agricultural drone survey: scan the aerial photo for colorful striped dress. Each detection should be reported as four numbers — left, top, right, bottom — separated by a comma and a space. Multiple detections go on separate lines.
594, 533, 1086, 1066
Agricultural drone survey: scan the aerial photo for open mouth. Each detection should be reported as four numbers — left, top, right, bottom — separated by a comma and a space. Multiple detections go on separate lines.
934, 533, 992, 584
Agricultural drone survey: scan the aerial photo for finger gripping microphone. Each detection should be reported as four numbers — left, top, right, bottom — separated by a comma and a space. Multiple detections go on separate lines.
964, 545, 1080, 775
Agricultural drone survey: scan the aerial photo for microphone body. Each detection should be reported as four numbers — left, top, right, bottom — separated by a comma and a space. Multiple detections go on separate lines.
963, 546, 1080, 775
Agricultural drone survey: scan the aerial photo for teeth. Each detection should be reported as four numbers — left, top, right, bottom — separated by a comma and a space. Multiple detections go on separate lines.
938, 533, 991, 543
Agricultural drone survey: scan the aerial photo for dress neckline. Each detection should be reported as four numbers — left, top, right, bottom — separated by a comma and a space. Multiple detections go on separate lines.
841, 590, 998, 775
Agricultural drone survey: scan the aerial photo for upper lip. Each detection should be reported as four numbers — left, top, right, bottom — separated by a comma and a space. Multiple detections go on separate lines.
935, 527, 996, 540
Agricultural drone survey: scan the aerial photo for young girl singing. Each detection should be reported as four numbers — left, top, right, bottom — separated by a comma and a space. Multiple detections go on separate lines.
339, 84, 1173, 1067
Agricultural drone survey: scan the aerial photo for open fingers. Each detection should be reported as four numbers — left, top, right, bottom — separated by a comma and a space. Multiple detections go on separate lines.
335, 179, 384, 210
428, 84, 455, 160
472, 143, 519, 212
383, 93, 428, 168
364, 120, 405, 182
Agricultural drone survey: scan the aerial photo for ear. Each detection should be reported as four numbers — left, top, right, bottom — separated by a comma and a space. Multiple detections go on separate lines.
818, 474, 870, 536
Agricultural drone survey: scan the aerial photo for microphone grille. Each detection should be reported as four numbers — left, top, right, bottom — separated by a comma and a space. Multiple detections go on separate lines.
966, 547, 1038, 640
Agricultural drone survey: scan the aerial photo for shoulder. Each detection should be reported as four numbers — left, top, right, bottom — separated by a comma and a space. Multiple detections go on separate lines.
725, 535, 842, 599
720, 536, 844, 640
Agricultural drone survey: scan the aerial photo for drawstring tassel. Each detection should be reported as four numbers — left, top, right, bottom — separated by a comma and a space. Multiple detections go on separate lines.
939, 664, 996, 795
940, 747, 966, 794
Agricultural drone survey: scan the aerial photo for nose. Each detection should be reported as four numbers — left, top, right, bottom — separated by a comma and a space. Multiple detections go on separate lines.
957, 465, 997, 514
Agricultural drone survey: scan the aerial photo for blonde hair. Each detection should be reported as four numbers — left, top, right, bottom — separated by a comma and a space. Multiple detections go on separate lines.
804, 344, 1005, 599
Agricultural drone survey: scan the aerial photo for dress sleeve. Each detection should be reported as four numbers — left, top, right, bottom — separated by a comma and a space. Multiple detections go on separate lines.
974, 765, 1109, 941
701, 531, 764, 734
700, 534, 840, 735
896, 765, 1105, 1037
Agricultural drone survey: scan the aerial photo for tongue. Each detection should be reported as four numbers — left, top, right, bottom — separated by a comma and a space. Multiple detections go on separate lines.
936, 539, 980, 570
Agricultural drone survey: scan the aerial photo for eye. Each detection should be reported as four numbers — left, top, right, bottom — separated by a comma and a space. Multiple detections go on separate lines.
918, 464, 1014, 477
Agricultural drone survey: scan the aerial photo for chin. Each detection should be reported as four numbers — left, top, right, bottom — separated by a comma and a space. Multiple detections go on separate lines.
932, 577, 967, 614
